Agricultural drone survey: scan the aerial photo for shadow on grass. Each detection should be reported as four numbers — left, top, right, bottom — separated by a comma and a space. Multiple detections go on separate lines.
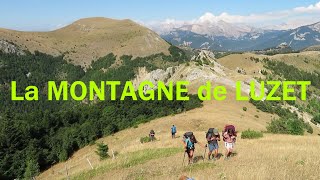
230, 152, 238, 157
216, 153, 223, 159
193, 155, 204, 163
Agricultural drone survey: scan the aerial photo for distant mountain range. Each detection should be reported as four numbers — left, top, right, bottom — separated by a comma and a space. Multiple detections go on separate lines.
161, 21, 320, 51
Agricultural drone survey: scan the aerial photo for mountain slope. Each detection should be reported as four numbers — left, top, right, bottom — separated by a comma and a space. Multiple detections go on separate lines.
37, 95, 277, 179
36, 51, 320, 180
0, 17, 170, 66
260, 22, 320, 50
37, 95, 320, 180
303, 45, 320, 51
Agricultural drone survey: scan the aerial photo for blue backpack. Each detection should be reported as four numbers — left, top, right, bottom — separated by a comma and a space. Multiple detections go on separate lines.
185, 138, 194, 149
171, 126, 176, 133
184, 132, 195, 149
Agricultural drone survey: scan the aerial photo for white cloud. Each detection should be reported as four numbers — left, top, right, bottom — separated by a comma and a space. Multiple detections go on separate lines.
195, 11, 291, 24
294, 2, 320, 13
143, 1, 320, 33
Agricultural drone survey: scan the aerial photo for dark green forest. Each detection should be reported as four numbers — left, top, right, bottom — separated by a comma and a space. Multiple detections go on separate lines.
0, 46, 201, 179
264, 60, 320, 89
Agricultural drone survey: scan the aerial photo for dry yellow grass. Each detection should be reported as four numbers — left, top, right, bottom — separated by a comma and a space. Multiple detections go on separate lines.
38, 126, 320, 180
216, 53, 265, 76
217, 51, 320, 74
269, 51, 320, 72
84, 134, 320, 180
0, 17, 170, 67
37, 87, 320, 180
303, 45, 320, 52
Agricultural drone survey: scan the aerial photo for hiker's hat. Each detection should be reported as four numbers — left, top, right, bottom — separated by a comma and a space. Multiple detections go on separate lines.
213, 129, 219, 135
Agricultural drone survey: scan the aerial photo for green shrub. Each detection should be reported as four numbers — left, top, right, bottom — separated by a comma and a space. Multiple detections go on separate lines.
140, 136, 155, 143
241, 129, 263, 139
184, 94, 203, 111
249, 99, 274, 113
96, 142, 109, 160
168, 45, 188, 62
243, 107, 247, 111
254, 115, 259, 118
267, 118, 304, 135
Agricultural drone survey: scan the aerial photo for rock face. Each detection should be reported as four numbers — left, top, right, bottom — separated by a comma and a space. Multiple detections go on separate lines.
0, 40, 24, 55
132, 66, 176, 90
132, 50, 266, 96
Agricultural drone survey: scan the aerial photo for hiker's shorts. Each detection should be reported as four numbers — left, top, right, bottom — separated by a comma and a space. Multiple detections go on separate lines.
186, 147, 195, 156
224, 142, 234, 150
208, 142, 219, 152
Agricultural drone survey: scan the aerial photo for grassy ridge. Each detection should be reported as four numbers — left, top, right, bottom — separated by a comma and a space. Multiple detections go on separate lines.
72, 148, 182, 180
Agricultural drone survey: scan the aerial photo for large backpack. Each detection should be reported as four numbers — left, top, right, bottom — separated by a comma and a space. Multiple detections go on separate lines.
184, 132, 194, 139
222, 125, 237, 142
184, 132, 196, 149
150, 130, 155, 135
206, 128, 214, 142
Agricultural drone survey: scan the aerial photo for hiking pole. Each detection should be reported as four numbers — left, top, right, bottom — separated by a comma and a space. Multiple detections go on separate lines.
203, 144, 207, 162
182, 151, 186, 166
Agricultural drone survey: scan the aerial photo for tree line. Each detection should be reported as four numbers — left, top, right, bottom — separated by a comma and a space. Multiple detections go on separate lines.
0, 46, 200, 179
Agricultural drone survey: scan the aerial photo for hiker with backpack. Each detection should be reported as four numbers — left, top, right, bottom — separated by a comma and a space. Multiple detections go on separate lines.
171, 125, 177, 139
182, 132, 206, 164
222, 125, 237, 160
206, 128, 220, 160
149, 129, 155, 141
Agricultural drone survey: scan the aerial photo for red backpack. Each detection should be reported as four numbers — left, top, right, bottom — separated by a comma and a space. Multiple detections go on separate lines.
222, 125, 237, 142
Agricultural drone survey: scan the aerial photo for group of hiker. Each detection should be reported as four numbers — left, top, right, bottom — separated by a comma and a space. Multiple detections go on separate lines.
149, 124, 237, 165
181, 125, 237, 164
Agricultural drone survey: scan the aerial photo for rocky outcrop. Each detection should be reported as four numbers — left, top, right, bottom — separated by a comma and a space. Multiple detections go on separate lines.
0, 40, 24, 55
132, 66, 176, 90
132, 50, 266, 97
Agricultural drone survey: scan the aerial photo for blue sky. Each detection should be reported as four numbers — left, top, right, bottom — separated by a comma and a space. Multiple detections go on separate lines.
1, 0, 319, 31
